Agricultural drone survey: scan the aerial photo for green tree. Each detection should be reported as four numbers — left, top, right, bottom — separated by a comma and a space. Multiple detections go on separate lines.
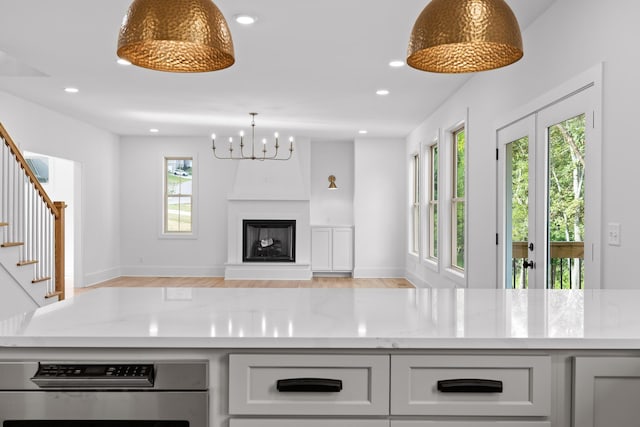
507, 115, 585, 289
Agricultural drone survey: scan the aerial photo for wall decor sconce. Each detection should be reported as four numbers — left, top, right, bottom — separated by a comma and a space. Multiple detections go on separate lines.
328, 175, 337, 190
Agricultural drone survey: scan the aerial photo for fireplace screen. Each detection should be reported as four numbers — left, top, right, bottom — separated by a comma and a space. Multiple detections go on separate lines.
243, 220, 296, 262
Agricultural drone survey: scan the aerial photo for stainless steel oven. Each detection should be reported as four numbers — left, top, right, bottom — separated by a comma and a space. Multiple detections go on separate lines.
0, 360, 208, 426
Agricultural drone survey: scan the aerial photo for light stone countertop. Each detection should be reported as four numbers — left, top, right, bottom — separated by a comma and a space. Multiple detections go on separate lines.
0, 287, 638, 349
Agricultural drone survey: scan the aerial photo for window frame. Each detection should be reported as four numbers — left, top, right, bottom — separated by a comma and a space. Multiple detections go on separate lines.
451, 126, 466, 273
161, 155, 197, 239
427, 141, 439, 263
409, 152, 420, 257
420, 138, 439, 272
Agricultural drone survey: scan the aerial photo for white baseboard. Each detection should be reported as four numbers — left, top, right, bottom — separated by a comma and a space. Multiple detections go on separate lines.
82, 267, 122, 287
225, 263, 312, 280
353, 267, 405, 279
405, 271, 432, 288
118, 265, 226, 279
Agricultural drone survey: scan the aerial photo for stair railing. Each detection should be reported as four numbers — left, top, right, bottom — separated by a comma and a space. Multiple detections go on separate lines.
0, 123, 65, 301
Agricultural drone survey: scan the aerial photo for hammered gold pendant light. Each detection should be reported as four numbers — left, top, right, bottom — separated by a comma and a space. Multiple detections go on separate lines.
407, 0, 523, 73
117, 0, 235, 73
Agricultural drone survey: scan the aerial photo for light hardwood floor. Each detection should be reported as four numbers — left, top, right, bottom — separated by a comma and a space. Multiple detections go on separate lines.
77, 276, 414, 294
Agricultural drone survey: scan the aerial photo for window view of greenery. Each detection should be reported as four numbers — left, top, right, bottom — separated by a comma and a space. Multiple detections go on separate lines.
429, 144, 438, 260
165, 158, 193, 233
452, 129, 465, 270
508, 115, 585, 289
508, 136, 529, 289
548, 114, 585, 289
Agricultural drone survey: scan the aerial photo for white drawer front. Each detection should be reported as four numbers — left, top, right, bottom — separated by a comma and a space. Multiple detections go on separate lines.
391, 355, 551, 416
391, 422, 550, 427
229, 354, 390, 415
231, 420, 389, 427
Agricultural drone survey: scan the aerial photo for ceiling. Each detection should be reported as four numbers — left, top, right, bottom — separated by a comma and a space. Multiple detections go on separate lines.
0, 0, 555, 140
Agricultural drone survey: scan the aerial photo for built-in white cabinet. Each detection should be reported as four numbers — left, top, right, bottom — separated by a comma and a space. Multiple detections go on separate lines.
231, 421, 388, 427
228, 353, 553, 426
391, 355, 551, 417
391, 422, 550, 427
311, 226, 353, 273
573, 357, 640, 427
229, 354, 389, 416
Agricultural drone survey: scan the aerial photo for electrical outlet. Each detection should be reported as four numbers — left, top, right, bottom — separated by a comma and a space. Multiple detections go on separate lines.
608, 223, 621, 246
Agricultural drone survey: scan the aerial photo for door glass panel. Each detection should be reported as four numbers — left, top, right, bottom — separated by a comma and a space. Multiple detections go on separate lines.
547, 114, 586, 289
506, 136, 530, 289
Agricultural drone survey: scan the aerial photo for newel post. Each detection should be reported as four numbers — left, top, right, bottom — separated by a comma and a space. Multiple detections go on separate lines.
54, 201, 66, 301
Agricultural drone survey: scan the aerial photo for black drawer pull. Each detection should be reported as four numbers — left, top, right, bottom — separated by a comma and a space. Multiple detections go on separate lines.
276, 377, 343, 392
437, 378, 503, 393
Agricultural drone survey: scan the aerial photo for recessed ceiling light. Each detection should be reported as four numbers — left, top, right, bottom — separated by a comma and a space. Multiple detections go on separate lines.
376, 89, 390, 96
149, 128, 159, 133
64, 87, 79, 93
117, 58, 131, 66
234, 14, 256, 25
358, 130, 368, 134
389, 60, 405, 68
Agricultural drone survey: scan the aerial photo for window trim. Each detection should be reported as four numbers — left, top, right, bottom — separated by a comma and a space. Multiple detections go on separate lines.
421, 138, 439, 272
442, 116, 467, 287
451, 126, 465, 272
160, 154, 198, 239
409, 152, 420, 258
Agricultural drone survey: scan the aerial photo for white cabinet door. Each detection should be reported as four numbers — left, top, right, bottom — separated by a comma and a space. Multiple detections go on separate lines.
574, 357, 640, 427
229, 354, 390, 416
232, 420, 389, 427
311, 227, 332, 271
332, 227, 353, 271
391, 355, 551, 417
391, 422, 549, 427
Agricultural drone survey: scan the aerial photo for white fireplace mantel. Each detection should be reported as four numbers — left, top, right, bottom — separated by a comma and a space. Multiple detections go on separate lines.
224, 139, 312, 280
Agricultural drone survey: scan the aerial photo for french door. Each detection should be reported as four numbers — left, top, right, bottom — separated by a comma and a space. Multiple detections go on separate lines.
498, 86, 600, 289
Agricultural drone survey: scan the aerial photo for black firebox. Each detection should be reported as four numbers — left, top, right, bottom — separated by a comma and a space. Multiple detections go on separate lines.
242, 219, 296, 263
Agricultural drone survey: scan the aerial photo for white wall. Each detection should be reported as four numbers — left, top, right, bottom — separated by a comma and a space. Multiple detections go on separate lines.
354, 138, 406, 278
119, 135, 237, 276
406, 0, 640, 289
0, 91, 120, 288
310, 140, 354, 226
0, 261, 38, 319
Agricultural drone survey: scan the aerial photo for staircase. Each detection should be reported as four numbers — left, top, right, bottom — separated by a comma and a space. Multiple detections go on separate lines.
0, 123, 65, 308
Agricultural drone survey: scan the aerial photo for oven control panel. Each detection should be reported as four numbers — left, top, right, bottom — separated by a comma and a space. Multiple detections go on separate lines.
31, 363, 155, 388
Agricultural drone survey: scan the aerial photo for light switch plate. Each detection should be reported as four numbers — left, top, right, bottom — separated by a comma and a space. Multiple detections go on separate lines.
608, 223, 621, 246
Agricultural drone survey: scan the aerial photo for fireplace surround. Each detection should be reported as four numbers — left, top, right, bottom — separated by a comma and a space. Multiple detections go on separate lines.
242, 219, 296, 263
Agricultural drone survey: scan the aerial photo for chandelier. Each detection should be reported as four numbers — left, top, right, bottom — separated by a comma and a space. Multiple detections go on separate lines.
211, 113, 294, 161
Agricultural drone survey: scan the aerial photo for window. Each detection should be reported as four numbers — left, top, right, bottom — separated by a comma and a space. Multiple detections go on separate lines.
164, 157, 193, 233
451, 128, 465, 271
428, 143, 439, 260
410, 153, 420, 255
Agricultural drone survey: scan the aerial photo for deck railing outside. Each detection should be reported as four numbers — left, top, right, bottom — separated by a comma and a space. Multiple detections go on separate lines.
511, 241, 584, 290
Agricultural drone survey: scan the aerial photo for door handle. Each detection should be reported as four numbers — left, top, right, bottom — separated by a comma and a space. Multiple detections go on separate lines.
523, 260, 534, 269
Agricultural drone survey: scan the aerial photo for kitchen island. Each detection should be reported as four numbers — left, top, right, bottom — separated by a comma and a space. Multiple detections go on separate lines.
1, 287, 639, 426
